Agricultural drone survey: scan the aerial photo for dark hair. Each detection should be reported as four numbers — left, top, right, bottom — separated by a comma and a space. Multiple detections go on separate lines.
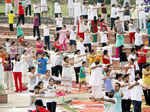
11, 41, 15, 45
28, 66, 35, 72
131, 48, 135, 53
75, 50, 80, 54
95, 60, 100, 65
34, 85, 40, 90
37, 81, 43, 87
10, 10, 13, 13
19, 2, 22, 5
115, 73, 122, 80
123, 74, 129, 79
116, 82, 121, 87
64, 56, 69, 61
49, 78, 55, 82
35, 100, 44, 107
82, 61, 86, 65
112, 4, 115, 7
94, 16, 97, 24
104, 50, 108, 55
36, 38, 41, 41
15, 54, 20, 61
6, 38, 10, 42
63, 25, 66, 28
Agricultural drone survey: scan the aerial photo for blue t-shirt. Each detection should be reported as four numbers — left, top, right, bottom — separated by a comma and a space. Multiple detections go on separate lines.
37, 58, 48, 75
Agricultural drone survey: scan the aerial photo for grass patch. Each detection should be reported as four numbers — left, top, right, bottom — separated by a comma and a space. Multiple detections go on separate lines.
62, 104, 77, 112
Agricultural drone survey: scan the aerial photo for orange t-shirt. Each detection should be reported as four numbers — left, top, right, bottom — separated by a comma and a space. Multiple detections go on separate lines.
0, 54, 6, 65
5, 0, 11, 3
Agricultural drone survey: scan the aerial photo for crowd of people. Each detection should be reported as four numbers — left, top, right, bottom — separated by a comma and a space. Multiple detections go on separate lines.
0, 0, 150, 112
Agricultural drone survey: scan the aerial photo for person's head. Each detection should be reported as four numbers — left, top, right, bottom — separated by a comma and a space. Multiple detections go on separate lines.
105, 70, 111, 76
116, 17, 120, 20
94, 16, 97, 23
103, 50, 108, 55
80, 15, 83, 21
11, 41, 15, 46
129, 58, 134, 65
45, 70, 51, 77
49, 78, 55, 85
90, 49, 95, 55
130, 19, 134, 24
140, 44, 145, 50
63, 25, 66, 29
10, 10, 13, 14
114, 83, 121, 91
58, 13, 62, 18
135, 72, 141, 81
82, 61, 86, 67
35, 100, 44, 109
143, 63, 150, 71
34, 86, 40, 94
136, 28, 140, 33
72, 26, 76, 31
64, 56, 69, 63
131, 48, 135, 54
41, 53, 45, 58
15, 54, 20, 61
123, 74, 129, 82
106, 90, 115, 98
112, 4, 115, 7
37, 81, 44, 89
19, 2, 22, 5
29, 66, 36, 73
6, 38, 10, 42
115, 73, 123, 81
5, 53, 10, 59
95, 60, 100, 65
75, 50, 80, 55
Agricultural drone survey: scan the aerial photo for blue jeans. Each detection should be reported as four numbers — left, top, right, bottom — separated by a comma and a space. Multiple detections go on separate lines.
133, 100, 142, 112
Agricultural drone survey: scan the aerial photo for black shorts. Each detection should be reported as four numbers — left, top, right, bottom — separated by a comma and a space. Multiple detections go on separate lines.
82, 15, 88, 19
56, 27, 62, 31
55, 13, 61, 18
70, 40, 76, 46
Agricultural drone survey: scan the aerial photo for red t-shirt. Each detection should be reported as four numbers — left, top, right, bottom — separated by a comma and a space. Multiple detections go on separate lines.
5, 0, 11, 3
91, 20, 98, 33
137, 49, 148, 63
18, 5, 24, 15
32, 107, 50, 112
102, 55, 110, 64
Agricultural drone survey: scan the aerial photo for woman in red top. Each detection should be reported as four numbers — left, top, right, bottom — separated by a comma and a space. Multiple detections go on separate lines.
17, 2, 25, 25
36, 38, 44, 54
90, 16, 98, 43
102, 50, 110, 64
77, 16, 85, 40
53, 37, 63, 52
137, 44, 148, 78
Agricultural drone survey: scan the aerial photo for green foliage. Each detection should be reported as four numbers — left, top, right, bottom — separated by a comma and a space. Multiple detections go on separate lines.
0, 84, 5, 94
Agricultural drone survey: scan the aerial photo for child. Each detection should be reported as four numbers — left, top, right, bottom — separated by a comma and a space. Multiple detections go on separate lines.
135, 28, 143, 50
8, 10, 15, 31
69, 26, 77, 47
128, 73, 143, 112
79, 61, 87, 90
33, 15, 40, 39
41, 0, 48, 16
84, 29, 92, 52
129, 19, 136, 44
32, 100, 49, 112
17, 2, 25, 25
46, 78, 57, 112
28, 66, 40, 93
104, 70, 113, 92
5, 0, 12, 16
43, 25, 50, 50
17, 24, 24, 44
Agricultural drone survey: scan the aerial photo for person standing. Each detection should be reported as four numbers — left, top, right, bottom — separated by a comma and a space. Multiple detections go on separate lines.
25, 0, 31, 16
5, 0, 12, 16
43, 25, 50, 50
41, 0, 48, 16
33, 3, 41, 25
17, 2, 25, 25
54, 2, 61, 18
12, 54, 23, 92
33, 15, 40, 39
68, 0, 74, 17
110, 4, 117, 31
8, 10, 15, 31
74, 0, 81, 26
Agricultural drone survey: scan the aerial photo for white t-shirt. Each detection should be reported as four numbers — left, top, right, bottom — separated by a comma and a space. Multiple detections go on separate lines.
13, 60, 23, 72
135, 32, 143, 46
82, 5, 88, 15
34, 4, 41, 13
121, 82, 131, 100
130, 79, 143, 101
70, 30, 76, 40
43, 26, 49, 36
84, 33, 91, 44
79, 21, 85, 33
129, 23, 136, 32
111, 7, 117, 18
56, 18, 63, 27
28, 72, 37, 91
99, 32, 108, 43
104, 96, 117, 112
74, 55, 82, 67
5, 42, 10, 53
74, 2, 81, 17
138, 5, 146, 18
54, 2, 61, 13
77, 42, 85, 55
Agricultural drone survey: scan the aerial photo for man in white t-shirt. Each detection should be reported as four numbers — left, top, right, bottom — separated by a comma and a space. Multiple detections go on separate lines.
110, 4, 117, 30
54, 2, 61, 18
43, 25, 50, 50
74, 0, 81, 26
135, 28, 143, 50
128, 74, 143, 112
68, 0, 74, 17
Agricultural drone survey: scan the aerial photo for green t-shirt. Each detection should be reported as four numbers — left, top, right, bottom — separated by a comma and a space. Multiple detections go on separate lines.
115, 34, 124, 47
17, 25, 24, 38
80, 66, 86, 79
